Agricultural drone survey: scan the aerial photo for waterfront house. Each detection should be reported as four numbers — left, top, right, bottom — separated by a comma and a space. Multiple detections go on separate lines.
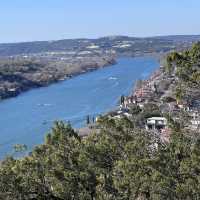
190, 119, 200, 130
146, 117, 167, 131
190, 111, 200, 130
121, 95, 138, 108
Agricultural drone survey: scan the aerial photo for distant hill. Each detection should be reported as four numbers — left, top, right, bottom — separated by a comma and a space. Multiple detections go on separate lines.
152, 35, 200, 42
0, 35, 200, 57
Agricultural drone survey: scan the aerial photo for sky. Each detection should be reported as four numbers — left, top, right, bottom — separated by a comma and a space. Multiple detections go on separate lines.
0, 0, 200, 43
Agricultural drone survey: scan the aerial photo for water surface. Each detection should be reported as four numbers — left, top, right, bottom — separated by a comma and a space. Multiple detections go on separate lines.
0, 57, 159, 158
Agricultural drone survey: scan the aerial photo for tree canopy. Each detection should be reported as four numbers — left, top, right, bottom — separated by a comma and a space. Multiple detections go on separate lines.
0, 117, 200, 200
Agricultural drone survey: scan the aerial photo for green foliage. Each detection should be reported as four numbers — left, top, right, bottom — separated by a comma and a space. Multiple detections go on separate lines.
175, 86, 185, 104
133, 103, 162, 128
129, 104, 142, 115
120, 95, 125, 105
166, 42, 200, 88
165, 52, 184, 75
1, 117, 200, 199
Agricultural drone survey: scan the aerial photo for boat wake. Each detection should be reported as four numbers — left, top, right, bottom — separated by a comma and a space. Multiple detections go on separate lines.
108, 76, 118, 80
37, 103, 53, 107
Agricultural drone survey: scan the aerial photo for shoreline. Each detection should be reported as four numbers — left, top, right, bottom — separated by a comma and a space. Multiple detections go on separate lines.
0, 54, 160, 102
0, 56, 161, 159
77, 58, 161, 136
0, 56, 116, 102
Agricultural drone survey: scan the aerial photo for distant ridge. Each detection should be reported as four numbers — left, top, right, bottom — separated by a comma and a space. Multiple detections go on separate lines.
0, 35, 200, 57
151, 35, 200, 41
1, 34, 200, 45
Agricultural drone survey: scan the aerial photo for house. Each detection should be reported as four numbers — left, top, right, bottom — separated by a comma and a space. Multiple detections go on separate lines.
190, 117, 200, 130
191, 119, 200, 126
177, 100, 190, 111
121, 95, 138, 108
146, 117, 167, 131
189, 111, 199, 119
160, 128, 171, 143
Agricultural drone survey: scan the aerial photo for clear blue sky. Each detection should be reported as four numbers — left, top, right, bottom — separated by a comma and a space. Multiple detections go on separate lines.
0, 0, 200, 43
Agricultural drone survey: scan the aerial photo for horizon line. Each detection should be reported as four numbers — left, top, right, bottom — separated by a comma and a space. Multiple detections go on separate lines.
1, 34, 200, 45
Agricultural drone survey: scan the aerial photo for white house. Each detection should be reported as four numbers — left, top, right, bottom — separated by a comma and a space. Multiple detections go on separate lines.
146, 117, 167, 130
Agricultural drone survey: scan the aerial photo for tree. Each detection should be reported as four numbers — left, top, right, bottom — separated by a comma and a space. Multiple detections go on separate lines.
175, 86, 184, 105
120, 95, 125, 105
113, 130, 153, 200
86, 115, 90, 125
1, 108, 200, 199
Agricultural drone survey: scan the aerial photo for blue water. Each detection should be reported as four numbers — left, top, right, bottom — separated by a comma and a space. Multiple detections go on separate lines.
0, 57, 159, 158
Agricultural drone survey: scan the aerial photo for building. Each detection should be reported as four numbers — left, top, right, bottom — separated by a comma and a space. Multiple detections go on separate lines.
190, 117, 200, 130
146, 117, 167, 131
121, 95, 138, 108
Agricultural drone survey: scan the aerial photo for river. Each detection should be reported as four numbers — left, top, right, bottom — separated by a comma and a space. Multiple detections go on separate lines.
0, 57, 159, 158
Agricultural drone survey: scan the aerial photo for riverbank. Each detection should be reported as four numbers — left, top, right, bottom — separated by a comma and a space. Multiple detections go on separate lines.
103, 45, 200, 142
77, 61, 164, 137
0, 55, 116, 100
1, 34, 199, 101
0, 57, 159, 159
